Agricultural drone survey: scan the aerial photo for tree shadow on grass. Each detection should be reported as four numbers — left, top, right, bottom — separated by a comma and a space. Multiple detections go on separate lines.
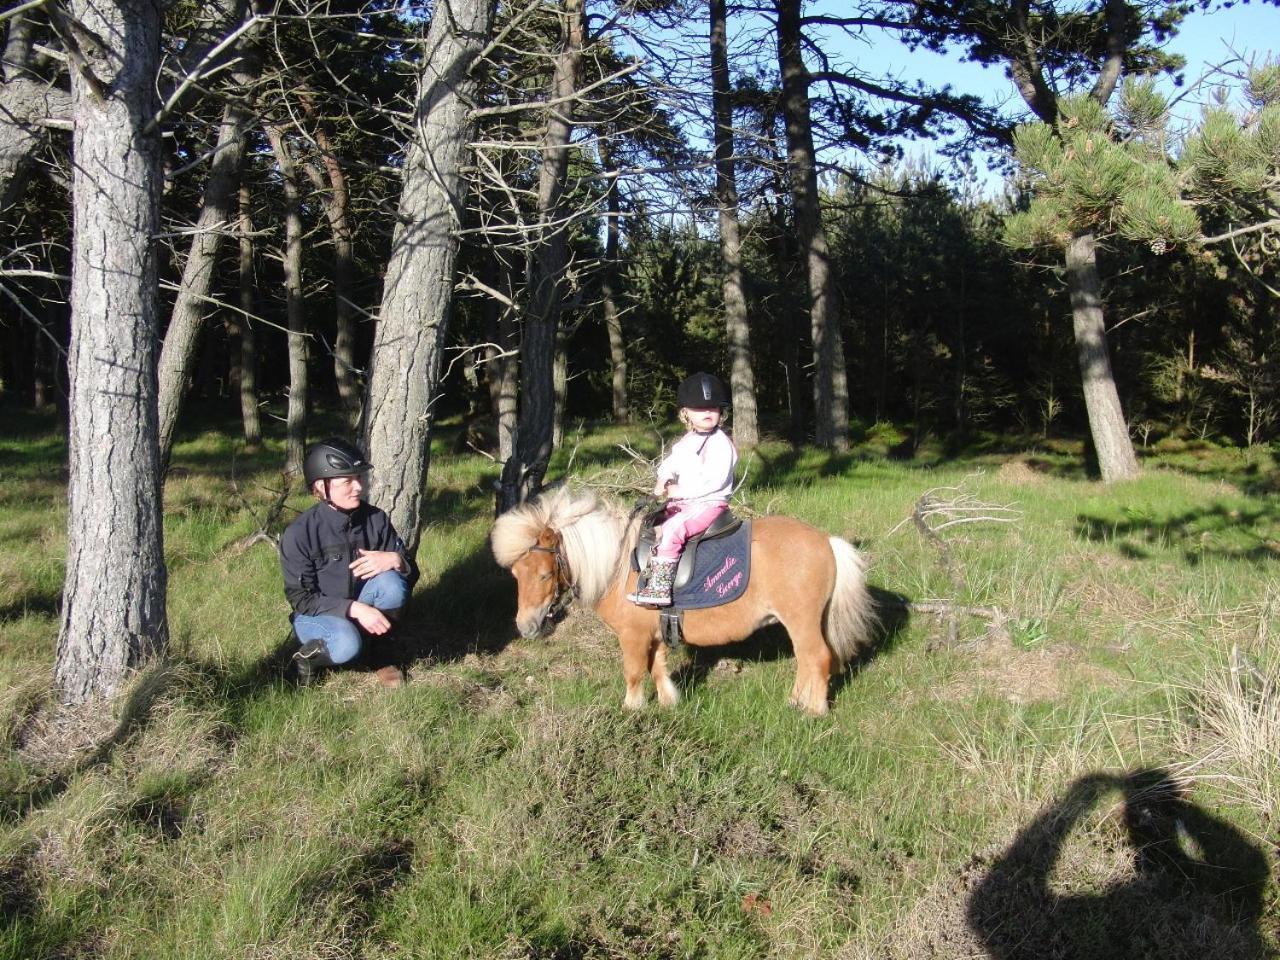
292, 835, 417, 943
1076, 501, 1280, 565
967, 767, 1271, 960
671, 585, 912, 705
370, 544, 517, 672
0, 589, 60, 623
0, 664, 180, 825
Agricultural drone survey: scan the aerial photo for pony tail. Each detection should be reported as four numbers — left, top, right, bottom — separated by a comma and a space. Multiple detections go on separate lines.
825, 537, 876, 666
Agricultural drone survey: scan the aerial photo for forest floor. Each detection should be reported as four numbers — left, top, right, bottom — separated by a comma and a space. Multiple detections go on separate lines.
1, 410, 1278, 959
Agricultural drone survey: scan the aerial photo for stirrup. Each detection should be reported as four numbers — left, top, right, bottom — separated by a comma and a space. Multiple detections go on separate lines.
627, 588, 673, 607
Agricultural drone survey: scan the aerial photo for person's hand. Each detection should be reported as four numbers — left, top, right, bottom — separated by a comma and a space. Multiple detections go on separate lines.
653, 478, 673, 497
349, 549, 403, 580
349, 601, 391, 635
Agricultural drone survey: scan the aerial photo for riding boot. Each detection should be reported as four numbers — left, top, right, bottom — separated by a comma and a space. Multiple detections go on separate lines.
627, 558, 677, 607
371, 608, 406, 688
292, 639, 334, 687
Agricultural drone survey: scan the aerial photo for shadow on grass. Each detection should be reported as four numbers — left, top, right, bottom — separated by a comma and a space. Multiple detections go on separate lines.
293, 835, 416, 940
671, 585, 912, 705
1144, 442, 1280, 497
0, 663, 186, 825
967, 768, 1269, 960
0, 589, 60, 623
1076, 501, 1280, 565
370, 544, 517, 671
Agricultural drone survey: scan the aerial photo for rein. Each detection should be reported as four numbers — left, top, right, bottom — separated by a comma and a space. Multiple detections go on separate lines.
528, 540, 575, 622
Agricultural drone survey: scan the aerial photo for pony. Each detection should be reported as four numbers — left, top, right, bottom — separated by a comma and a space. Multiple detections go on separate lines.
491, 487, 876, 715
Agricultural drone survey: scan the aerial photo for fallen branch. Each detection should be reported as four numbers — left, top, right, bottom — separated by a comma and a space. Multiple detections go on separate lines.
223, 452, 296, 554
890, 476, 1022, 649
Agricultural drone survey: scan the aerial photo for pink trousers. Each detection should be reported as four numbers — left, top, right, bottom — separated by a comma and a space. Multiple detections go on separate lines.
653, 502, 727, 561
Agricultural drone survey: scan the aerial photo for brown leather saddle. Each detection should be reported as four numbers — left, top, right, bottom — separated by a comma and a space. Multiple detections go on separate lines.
631, 507, 743, 591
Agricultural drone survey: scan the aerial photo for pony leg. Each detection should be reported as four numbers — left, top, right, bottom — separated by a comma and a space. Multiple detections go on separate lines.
786, 617, 833, 716
651, 642, 681, 707
619, 629, 650, 710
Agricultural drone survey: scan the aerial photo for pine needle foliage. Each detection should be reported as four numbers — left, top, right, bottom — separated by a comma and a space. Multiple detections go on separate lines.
1007, 89, 1199, 254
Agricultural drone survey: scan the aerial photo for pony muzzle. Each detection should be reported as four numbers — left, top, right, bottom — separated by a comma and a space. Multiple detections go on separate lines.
517, 603, 553, 639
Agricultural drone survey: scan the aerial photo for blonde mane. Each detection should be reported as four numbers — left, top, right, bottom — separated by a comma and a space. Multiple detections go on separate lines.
490, 487, 635, 607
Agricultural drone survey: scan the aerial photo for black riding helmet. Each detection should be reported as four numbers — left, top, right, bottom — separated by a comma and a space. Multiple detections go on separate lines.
676, 372, 730, 408
303, 437, 372, 488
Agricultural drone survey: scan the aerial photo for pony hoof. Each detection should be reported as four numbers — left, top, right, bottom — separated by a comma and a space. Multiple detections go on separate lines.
655, 678, 681, 707
623, 693, 647, 711
789, 695, 829, 716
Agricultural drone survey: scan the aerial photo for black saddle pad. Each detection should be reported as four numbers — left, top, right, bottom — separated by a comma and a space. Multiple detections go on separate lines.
669, 520, 751, 609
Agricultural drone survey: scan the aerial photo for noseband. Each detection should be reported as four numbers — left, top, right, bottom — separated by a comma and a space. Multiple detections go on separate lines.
527, 539, 575, 624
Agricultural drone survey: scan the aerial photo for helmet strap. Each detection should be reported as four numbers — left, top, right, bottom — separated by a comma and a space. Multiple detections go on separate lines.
319, 475, 361, 512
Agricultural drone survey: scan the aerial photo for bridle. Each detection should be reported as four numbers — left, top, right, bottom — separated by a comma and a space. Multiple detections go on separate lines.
527, 537, 575, 626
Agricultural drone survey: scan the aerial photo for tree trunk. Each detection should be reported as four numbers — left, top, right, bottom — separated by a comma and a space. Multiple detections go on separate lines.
710, 0, 758, 447
55, 0, 168, 704
598, 141, 628, 423
486, 252, 519, 467
0, 14, 71, 218
264, 123, 309, 477
764, 190, 806, 443
237, 183, 262, 445
952, 260, 968, 435
774, 0, 848, 451
498, 0, 583, 511
553, 323, 568, 448
1064, 230, 1140, 481
156, 91, 255, 464
155, 10, 261, 463
299, 94, 361, 427
360, 0, 494, 551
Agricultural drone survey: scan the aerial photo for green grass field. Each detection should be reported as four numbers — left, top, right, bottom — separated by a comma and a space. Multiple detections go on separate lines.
1, 413, 1277, 958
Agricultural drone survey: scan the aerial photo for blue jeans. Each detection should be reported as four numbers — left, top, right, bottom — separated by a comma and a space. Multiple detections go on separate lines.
293, 571, 409, 664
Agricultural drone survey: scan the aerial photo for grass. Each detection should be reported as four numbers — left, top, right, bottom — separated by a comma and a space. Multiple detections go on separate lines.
1, 411, 1278, 958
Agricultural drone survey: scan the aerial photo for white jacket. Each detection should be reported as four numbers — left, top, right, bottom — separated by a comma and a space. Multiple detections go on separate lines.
657, 428, 737, 506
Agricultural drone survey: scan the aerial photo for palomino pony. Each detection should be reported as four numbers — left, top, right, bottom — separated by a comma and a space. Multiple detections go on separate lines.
491, 487, 876, 715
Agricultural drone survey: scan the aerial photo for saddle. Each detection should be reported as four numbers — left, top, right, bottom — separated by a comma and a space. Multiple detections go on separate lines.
631, 506, 752, 648
631, 506, 743, 590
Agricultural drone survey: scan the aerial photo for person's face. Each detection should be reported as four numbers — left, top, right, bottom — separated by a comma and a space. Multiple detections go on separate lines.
319, 474, 364, 510
684, 407, 722, 432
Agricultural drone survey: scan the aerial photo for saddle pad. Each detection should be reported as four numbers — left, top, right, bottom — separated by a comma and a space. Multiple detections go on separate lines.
670, 520, 751, 610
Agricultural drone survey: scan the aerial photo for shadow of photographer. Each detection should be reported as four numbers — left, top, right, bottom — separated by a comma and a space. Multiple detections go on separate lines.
967, 767, 1271, 959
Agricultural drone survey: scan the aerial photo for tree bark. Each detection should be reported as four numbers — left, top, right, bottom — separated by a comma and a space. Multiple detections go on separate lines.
55, 0, 168, 704
264, 122, 309, 478
598, 140, 629, 423
237, 183, 262, 444
1064, 230, 1140, 481
774, 0, 848, 451
498, 0, 584, 511
360, 0, 494, 551
710, 0, 758, 447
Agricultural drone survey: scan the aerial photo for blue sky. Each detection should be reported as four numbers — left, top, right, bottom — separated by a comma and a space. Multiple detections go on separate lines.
845, 2, 1280, 114
798, 1, 1279, 188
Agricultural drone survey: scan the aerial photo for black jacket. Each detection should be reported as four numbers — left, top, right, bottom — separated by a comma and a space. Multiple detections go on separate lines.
280, 500, 420, 618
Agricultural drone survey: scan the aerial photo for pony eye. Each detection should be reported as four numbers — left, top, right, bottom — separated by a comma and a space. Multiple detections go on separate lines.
539, 571, 553, 581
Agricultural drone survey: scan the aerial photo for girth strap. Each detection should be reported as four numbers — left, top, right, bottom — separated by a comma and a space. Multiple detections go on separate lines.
660, 608, 683, 649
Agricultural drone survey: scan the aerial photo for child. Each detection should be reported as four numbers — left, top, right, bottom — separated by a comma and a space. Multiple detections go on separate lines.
628, 372, 738, 607
280, 438, 419, 685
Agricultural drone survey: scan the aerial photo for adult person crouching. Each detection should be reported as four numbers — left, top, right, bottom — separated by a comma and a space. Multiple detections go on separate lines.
280, 438, 419, 686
